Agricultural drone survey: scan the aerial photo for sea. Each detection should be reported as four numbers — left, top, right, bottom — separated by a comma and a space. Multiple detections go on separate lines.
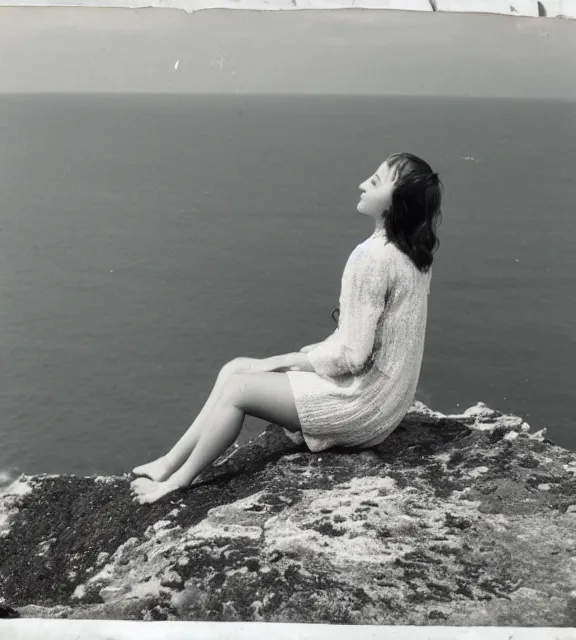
0, 93, 574, 480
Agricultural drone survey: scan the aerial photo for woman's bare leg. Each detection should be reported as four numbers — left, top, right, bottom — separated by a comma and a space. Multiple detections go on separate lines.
132, 356, 289, 481
131, 370, 301, 504
131, 358, 261, 481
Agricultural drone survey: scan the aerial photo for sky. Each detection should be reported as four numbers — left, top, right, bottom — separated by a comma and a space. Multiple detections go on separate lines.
0, 7, 574, 98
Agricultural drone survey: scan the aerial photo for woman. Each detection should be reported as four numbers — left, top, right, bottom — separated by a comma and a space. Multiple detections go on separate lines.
131, 151, 443, 504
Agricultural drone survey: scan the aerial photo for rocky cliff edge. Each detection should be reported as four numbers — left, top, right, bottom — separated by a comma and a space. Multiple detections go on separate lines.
1, 401, 576, 625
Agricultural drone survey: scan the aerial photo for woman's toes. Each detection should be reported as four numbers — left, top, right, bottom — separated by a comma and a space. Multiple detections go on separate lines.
131, 477, 154, 494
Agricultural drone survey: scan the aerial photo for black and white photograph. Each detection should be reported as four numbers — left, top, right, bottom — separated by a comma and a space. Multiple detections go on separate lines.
0, 2, 575, 638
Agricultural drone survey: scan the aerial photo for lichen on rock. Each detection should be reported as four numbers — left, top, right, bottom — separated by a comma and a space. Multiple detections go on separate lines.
1, 401, 575, 625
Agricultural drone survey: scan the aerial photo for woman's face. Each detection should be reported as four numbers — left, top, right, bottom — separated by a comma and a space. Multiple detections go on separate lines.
356, 160, 399, 220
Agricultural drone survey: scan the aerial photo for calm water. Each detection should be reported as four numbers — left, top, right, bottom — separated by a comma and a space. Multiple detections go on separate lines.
0, 93, 575, 479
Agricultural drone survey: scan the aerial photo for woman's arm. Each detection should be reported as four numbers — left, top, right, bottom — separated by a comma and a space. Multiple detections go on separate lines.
275, 352, 316, 372
251, 352, 316, 373
299, 327, 340, 353
306, 243, 393, 378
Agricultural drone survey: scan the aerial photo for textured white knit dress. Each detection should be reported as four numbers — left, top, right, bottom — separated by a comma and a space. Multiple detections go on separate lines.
284, 228, 432, 452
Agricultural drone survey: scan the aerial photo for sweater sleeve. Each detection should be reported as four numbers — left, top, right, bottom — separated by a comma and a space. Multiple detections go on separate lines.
307, 242, 392, 378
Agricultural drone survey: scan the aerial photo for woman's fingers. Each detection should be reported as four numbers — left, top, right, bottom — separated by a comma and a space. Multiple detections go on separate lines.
250, 356, 285, 373
244, 354, 305, 374
299, 343, 321, 354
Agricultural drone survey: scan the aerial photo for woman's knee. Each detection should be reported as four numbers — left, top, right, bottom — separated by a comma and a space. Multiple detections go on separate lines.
219, 357, 257, 378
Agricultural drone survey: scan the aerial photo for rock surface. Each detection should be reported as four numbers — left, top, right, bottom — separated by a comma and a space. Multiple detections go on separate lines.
1, 401, 576, 625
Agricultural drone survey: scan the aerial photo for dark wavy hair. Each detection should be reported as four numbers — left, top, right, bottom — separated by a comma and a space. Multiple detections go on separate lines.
331, 152, 443, 325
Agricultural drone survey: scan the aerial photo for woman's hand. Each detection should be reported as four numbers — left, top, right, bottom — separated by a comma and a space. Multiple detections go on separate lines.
252, 352, 316, 374
281, 352, 316, 373
299, 342, 322, 354
249, 354, 299, 373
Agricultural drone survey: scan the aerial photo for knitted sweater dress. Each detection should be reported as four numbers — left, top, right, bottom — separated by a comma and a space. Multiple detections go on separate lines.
284, 228, 432, 452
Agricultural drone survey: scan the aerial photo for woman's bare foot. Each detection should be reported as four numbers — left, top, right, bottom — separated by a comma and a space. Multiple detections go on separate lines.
130, 477, 183, 504
132, 456, 175, 482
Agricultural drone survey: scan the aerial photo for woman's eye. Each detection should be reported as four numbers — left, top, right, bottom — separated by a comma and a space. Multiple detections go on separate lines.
371, 179, 376, 185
